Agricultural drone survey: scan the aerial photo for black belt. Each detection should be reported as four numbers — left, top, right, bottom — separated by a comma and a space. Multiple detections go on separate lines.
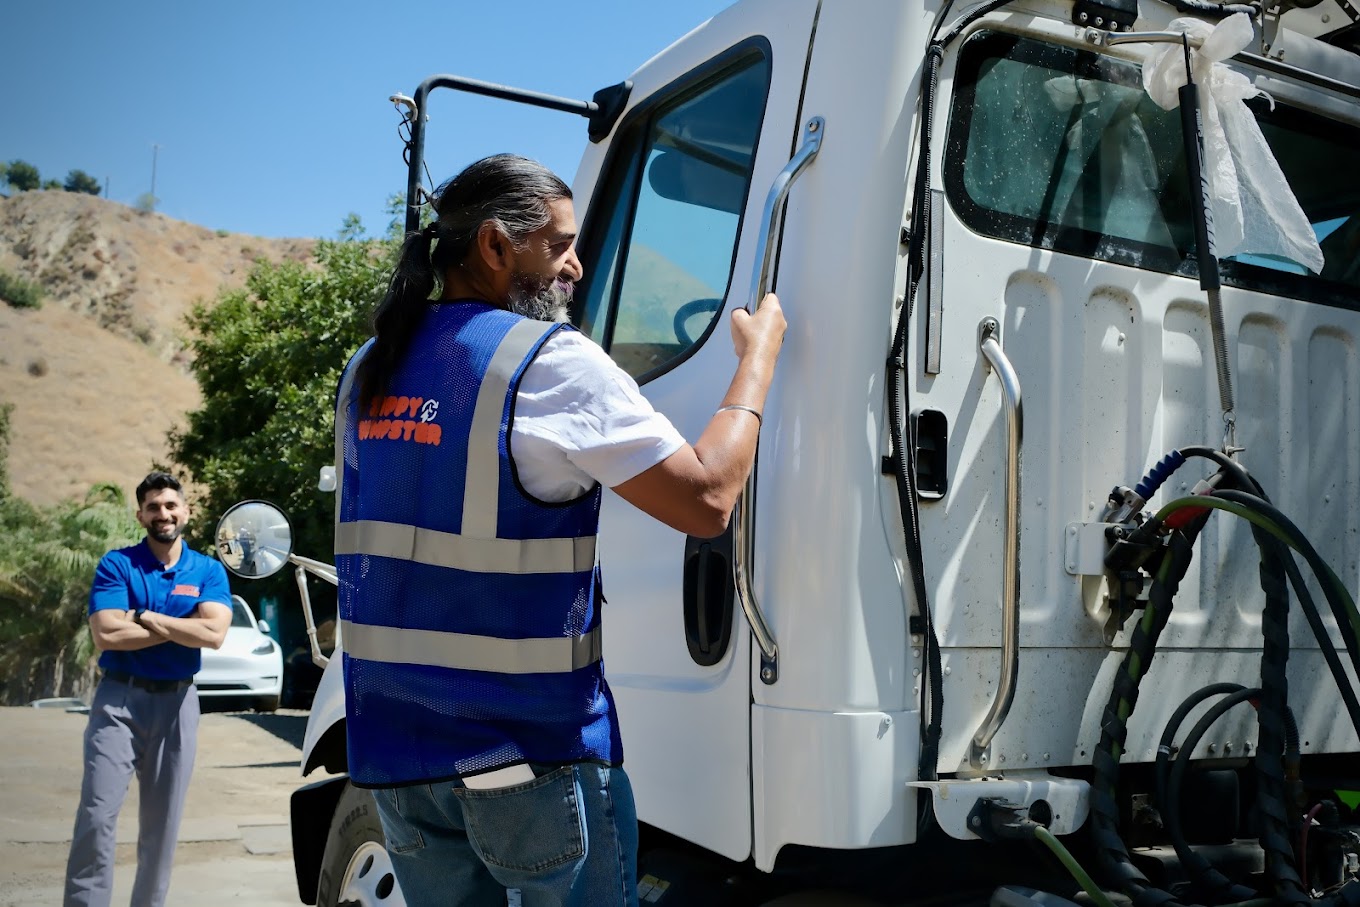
103, 669, 194, 693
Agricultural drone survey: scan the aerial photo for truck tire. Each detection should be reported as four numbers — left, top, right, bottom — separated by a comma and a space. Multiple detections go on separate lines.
315, 781, 405, 907
254, 694, 280, 713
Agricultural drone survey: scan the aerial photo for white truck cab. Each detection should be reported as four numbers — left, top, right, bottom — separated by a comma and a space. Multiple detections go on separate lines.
235, 2, 1360, 904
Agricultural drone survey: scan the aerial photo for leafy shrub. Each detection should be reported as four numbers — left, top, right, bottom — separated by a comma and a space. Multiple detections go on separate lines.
0, 269, 43, 309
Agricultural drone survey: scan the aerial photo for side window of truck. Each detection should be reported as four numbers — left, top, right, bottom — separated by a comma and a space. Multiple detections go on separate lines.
944, 30, 1360, 308
574, 48, 772, 380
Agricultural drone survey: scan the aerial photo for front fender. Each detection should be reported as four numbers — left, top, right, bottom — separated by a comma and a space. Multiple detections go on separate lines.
301, 649, 347, 776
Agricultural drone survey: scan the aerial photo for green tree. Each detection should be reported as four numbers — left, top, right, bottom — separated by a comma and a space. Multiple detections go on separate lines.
135, 192, 158, 213
64, 169, 102, 195
3, 159, 40, 192
41, 178, 62, 190
0, 476, 142, 703
170, 230, 393, 584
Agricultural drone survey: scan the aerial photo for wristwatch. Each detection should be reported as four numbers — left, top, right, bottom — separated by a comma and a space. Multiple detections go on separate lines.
133, 608, 147, 626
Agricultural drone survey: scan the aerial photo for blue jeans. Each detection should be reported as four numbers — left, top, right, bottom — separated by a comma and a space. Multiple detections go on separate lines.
372, 763, 639, 907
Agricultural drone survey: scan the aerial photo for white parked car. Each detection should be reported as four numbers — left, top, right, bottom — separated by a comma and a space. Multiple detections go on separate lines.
196, 594, 283, 712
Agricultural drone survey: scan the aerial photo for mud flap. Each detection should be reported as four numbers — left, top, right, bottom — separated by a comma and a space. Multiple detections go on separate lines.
290, 774, 349, 904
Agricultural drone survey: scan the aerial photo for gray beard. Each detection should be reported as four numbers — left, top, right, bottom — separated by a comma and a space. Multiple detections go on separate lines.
507, 274, 573, 323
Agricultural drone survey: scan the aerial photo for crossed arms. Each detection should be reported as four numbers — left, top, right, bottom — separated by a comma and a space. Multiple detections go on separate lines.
89, 601, 232, 652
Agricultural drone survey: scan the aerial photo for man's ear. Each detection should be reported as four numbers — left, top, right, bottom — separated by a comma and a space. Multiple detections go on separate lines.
475, 222, 513, 273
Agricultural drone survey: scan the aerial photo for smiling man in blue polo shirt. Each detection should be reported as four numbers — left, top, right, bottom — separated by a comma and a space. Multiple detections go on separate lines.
64, 471, 232, 907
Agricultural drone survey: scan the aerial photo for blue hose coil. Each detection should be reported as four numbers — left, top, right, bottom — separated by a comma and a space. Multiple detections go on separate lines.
1135, 450, 1187, 501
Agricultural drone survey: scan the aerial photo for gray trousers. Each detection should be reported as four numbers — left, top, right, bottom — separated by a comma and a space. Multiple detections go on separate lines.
64, 677, 199, 907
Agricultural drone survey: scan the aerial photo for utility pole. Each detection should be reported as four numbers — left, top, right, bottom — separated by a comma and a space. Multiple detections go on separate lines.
150, 143, 161, 201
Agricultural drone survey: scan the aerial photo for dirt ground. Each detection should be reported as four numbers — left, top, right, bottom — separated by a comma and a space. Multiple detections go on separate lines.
0, 704, 329, 906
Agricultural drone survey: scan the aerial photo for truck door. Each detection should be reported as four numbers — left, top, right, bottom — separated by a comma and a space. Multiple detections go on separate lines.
567, 0, 821, 861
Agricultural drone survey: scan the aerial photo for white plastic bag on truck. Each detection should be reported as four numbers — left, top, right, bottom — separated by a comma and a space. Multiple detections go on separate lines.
1142, 13, 1324, 274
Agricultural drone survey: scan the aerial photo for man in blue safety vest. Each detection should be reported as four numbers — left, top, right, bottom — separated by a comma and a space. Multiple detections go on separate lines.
335, 153, 786, 906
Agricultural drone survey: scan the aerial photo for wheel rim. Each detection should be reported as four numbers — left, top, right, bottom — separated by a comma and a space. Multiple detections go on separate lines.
338, 840, 405, 906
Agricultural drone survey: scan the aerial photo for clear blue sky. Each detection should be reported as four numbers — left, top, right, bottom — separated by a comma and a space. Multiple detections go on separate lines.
1, 1, 733, 239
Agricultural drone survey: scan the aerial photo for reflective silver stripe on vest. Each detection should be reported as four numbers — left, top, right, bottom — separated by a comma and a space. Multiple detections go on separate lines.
335, 519, 595, 575
342, 620, 602, 674
461, 319, 560, 539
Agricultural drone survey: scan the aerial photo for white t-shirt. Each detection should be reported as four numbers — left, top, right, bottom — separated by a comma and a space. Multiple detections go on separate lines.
510, 330, 686, 502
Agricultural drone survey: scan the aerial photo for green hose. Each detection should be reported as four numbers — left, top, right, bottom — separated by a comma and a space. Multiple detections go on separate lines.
1155, 495, 1360, 642
1033, 825, 1118, 907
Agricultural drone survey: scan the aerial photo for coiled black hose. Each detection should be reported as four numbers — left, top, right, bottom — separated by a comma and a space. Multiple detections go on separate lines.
1089, 486, 1360, 907
1157, 684, 1296, 904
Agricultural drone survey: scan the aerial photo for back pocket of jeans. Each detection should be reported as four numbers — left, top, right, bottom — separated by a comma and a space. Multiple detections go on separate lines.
456, 765, 585, 872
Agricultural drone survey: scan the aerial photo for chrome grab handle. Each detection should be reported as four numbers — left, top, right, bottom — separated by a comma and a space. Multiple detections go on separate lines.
735, 116, 824, 686
290, 553, 338, 669
969, 317, 1023, 767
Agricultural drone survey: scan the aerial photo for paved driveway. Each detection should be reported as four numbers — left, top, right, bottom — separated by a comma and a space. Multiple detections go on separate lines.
0, 704, 323, 906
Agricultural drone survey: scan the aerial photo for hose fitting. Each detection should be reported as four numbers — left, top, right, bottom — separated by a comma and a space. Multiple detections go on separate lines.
968, 798, 1046, 842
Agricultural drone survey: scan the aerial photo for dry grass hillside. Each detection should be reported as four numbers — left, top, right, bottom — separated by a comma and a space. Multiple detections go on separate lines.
0, 191, 314, 506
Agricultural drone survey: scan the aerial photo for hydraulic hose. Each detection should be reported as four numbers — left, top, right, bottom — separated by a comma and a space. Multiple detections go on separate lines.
1155, 494, 1360, 735
1178, 446, 1258, 494
1161, 687, 1274, 904
1176, 452, 1356, 711
1155, 683, 1250, 824
1135, 450, 1188, 503
1155, 494, 1360, 733
1091, 493, 1360, 907
1249, 524, 1308, 905
1034, 826, 1119, 907
1212, 489, 1360, 669
1089, 530, 1200, 906
1156, 454, 1347, 699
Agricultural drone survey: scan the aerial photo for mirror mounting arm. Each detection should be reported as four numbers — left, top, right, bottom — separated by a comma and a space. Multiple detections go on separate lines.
399, 74, 632, 234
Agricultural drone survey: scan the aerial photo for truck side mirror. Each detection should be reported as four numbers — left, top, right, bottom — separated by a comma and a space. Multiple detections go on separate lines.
215, 500, 295, 580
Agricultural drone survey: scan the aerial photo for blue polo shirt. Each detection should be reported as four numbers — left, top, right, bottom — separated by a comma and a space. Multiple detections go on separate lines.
89, 540, 232, 681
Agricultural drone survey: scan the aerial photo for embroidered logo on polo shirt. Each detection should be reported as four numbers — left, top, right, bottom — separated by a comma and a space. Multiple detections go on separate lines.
171, 584, 200, 597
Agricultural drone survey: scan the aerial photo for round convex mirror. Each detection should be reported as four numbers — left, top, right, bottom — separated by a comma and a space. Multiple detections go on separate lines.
215, 500, 294, 579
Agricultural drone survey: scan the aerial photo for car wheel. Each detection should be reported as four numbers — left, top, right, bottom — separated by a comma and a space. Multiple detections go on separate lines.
254, 695, 280, 713
316, 782, 405, 907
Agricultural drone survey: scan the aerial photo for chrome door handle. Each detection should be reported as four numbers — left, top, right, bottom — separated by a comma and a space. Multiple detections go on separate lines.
735, 116, 824, 685
970, 317, 1023, 767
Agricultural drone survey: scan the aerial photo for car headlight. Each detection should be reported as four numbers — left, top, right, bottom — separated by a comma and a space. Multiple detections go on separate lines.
251, 640, 276, 655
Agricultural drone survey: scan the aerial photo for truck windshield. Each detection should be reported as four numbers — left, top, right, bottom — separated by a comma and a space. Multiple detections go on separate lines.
945, 30, 1360, 308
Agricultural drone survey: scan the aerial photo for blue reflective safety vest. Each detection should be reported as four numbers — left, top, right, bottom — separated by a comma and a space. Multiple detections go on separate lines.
335, 302, 621, 787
